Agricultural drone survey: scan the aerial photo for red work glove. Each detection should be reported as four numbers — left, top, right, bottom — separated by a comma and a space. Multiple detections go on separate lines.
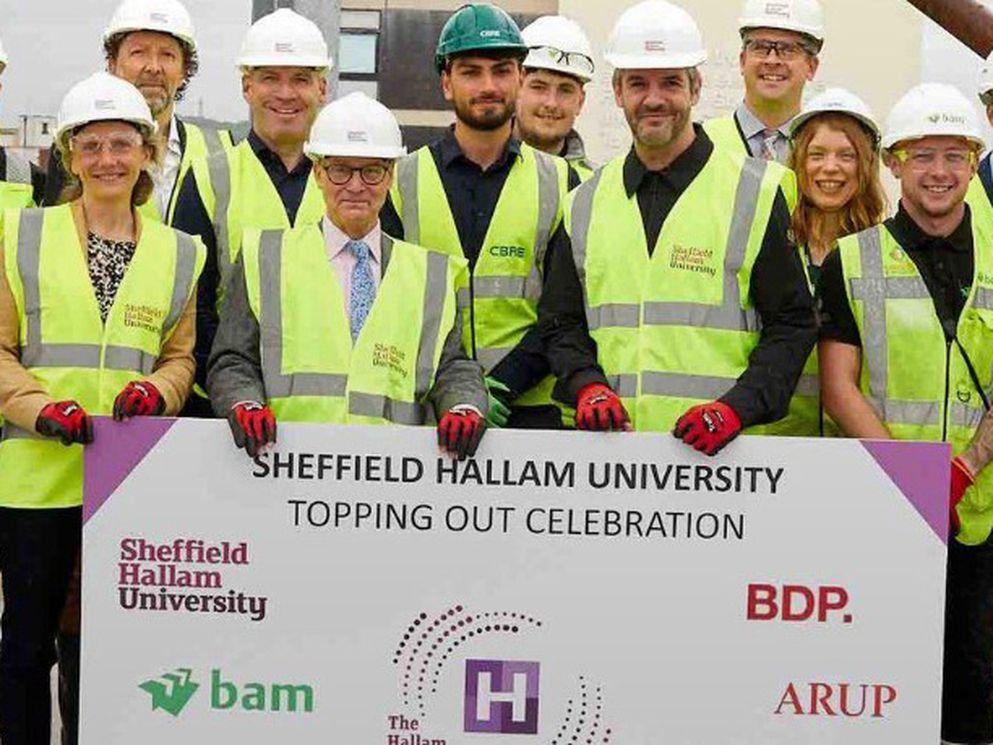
112, 381, 164, 421
227, 401, 277, 458
575, 383, 630, 431
673, 401, 742, 456
438, 405, 486, 460
35, 400, 93, 446
950, 456, 976, 535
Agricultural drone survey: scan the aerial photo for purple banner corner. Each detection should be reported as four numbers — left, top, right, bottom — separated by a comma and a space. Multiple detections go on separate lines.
861, 440, 951, 545
83, 417, 177, 526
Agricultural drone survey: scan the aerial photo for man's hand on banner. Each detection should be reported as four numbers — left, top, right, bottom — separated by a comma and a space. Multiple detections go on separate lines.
438, 405, 485, 460
575, 383, 631, 431
950, 456, 976, 534
673, 401, 742, 456
112, 381, 165, 421
227, 401, 277, 458
36, 400, 94, 446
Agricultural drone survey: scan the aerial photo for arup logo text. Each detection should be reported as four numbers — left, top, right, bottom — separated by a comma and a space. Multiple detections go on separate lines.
464, 659, 539, 734
139, 668, 199, 717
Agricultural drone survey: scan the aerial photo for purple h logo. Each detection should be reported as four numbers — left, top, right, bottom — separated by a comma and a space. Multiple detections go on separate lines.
464, 659, 540, 734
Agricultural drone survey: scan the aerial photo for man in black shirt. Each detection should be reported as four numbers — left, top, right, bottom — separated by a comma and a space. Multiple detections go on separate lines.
536, 0, 815, 455
818, 82, 993, 745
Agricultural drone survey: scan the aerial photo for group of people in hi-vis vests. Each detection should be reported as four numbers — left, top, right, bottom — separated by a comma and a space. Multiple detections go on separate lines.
1, 0, 993, 742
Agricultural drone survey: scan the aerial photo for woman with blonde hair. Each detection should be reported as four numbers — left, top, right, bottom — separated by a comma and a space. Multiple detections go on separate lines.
779, 87, 885, 436
0, 72, 204, 745
788, 87, 887, 284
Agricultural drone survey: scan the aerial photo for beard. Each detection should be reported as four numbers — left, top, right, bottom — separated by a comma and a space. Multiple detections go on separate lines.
628, 103, 692, 151
453, 96, 515, 131
517, 110, 570, 152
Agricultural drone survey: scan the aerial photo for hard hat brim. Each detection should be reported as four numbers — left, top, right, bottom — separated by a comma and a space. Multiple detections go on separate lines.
305, 142, 407, 160
789, 110, 880, 142
55, 116, 156, 143
604, 51, 706, 70
882, 133, 987, 152
238, 55, 332, 71
104, 26, 197, 52
522, 58, 593, 83
738, 20, 824, 43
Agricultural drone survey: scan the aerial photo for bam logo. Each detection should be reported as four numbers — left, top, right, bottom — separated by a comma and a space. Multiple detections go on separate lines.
139, 668, 199, 717
464, 659, 539, 734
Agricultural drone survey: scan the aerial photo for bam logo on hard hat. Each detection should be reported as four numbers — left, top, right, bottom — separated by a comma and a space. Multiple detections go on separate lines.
927, 113, 967, 125
348, 131, 369, 143
645, 41, 667, 52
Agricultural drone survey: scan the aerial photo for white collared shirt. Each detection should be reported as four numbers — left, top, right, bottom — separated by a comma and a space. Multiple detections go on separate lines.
322, 216, 383, 316
151, 115, 183, 218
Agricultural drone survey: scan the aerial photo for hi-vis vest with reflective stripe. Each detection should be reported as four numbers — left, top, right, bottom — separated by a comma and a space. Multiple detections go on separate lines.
966, 164, 993, 236
565, 148, 787, 433
190, 138, 325, 308
703, 115, 799, 212
838, 222, 993, 546
241, 225, 468, 425
138, 121, 232, 225
389, 143, 567, 411
0, 205, 204, 508
0, 182, 33, 212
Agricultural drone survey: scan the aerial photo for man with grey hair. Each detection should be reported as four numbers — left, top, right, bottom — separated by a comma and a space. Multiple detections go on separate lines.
537, 0, 815, 450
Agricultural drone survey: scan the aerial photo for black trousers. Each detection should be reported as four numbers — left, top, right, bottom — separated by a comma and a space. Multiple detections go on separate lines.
0, 506, 80, 745
507, 404, 565, 430
942, 535, 993, 744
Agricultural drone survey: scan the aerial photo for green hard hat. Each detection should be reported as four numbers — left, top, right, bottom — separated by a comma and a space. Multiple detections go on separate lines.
435, 3, 527, 73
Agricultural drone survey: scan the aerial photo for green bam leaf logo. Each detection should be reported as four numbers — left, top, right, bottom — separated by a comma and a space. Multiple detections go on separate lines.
139, 668, 200, 716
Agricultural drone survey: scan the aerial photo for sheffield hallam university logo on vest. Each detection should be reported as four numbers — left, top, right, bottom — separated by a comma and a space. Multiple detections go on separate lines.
669, 243, 717, 278
373, 343, 409, 379
123, 303, 167, 335
464, 659, 540, 734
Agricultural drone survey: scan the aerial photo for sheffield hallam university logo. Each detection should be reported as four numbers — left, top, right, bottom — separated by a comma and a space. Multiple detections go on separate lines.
464, 659, 540, 734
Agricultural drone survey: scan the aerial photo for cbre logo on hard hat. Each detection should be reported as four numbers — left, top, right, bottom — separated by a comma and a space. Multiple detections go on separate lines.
480, 30, 501, 38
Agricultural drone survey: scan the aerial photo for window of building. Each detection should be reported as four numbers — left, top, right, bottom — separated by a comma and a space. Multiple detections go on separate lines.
339, 32, 378, 75
339, 9, 381, 93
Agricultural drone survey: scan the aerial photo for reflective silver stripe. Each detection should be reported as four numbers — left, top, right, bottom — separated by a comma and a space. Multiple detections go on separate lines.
201, 127, 226, 157
164, 231, 198, 332
880, 399, 942, 426
16, 209, 43, 366
568, 168, 604, 285
476, 346, 511, 372
974, 286, 993, 311
607, 374, 638, 398
641, 371, 735, 400
1, 422, 39, 440
587, 303, 640, 330
457, 288, 471, 311
851, 275, 931, 301
474, 275, 526, 298
257, 229, 348, 399
29, 344, 101, 368
642, 301, 755, 332
795, 374, 819, 397
523, 151, 561, 303
849, 226, 889, 411
397, 155, 420, 244
415, 251, 449, 400
349, 391, 425, 425
208, 148, 233, 289
104, 345, 157, 375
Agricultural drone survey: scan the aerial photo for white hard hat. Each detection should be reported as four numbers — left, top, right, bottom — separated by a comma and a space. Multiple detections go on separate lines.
305, 92, 406, 160
978, 51, 993, 105
238, 8, 332, 71
605, 0, 706, 70
789, 87, 879, 143
56, 71, 156, 142
739, 0, 824, 44
0, 35, 7, 74
104, 0, 196, 52
522, 16, 595, 83
882, 82, 985, 151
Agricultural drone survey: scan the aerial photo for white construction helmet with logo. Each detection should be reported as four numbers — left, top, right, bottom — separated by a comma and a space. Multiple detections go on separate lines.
104, 0, 197, 51
0, 34, 7, 75
305, 92, 406, 160
978, 51, 993, 106
56, 71, 156, 143
605, 0, 706, 69
739, 0, 824, 45
789, 87, 880, 144
521, 15, 595, 83
882, 82, 985, 152
238, 8, 332, 71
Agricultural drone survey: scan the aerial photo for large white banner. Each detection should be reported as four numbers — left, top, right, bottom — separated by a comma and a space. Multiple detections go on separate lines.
80, 419, 949, 744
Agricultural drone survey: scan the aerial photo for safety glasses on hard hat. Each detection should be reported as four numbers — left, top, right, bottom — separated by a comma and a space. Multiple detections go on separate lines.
891, 147, 978, 172
528, 45, 594, 77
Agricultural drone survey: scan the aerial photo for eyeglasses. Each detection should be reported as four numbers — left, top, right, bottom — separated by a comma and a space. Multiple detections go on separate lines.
70, 133, 144, 158
320, 160, 390, 186
528, 46, 595, 78
892, 148, 977, 171
743, 39, 813, 61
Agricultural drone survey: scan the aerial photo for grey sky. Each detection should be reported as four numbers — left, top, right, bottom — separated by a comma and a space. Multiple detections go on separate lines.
1, 0, 255, 124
